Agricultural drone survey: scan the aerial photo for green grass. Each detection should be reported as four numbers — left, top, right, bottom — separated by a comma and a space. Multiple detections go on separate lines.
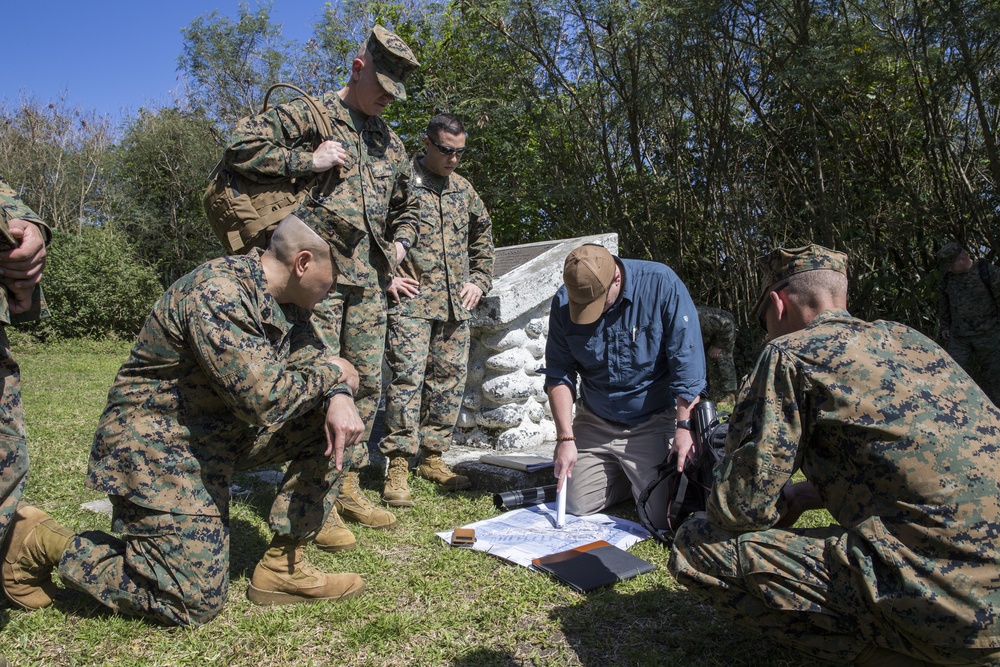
1, 340, 830, 666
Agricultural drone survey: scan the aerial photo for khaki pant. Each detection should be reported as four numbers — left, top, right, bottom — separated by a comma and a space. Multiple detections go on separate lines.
567, 403, 675, 529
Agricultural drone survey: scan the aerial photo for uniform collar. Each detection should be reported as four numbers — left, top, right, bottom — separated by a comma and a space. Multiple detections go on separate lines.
412, 154, 452, 193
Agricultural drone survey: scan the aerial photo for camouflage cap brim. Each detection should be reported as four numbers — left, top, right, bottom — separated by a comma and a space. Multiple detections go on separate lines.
375, 71, 407, 101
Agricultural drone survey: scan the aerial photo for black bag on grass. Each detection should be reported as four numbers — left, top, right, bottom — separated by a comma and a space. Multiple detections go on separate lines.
636, 400, 728, 545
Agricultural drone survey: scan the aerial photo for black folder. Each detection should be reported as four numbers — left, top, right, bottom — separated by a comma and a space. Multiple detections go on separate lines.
531, 540, 655, 592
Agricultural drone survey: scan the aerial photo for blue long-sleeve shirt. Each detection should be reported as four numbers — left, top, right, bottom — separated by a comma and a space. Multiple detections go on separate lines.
543, 258, 706, 425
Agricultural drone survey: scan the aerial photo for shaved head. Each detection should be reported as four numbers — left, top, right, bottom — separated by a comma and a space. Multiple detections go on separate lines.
784, 269, 848, 311
267, 215, 330, 265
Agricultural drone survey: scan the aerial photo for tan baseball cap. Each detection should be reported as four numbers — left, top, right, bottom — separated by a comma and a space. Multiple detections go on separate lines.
563, 245, 616, 324
367, 25, 419, 101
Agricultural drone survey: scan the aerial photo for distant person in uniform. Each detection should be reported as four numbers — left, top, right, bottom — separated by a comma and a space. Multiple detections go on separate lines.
381, 113, 493, 507
937, 241, 1000, 405
696, 306, 738, 404
1, 216, 366, 627
670, 244, 1000, 666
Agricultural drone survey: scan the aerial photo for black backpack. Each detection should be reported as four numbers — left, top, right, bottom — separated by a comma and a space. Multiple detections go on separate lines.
636, 401, 729, 545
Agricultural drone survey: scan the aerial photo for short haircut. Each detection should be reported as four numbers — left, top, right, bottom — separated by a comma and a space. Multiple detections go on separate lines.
427, 113, 465, 141
268, 215, 330, 265
784, 269, 847, 310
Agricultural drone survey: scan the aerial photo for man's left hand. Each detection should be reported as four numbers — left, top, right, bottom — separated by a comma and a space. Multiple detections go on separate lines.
460, 283, 484, 310
673, 426, 696, 472
324, 394, 364, 467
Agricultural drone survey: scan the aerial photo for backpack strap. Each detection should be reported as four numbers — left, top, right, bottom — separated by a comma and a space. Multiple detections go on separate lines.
978, 260, 997, 305
636, 456, 679, 546
261, 83, 335, 140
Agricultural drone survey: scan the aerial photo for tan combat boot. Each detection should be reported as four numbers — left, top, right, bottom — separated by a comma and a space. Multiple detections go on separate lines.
334, 470, 396, 529
382, 455, 414, 507
416, 453, 471, 490
313, 506, 357, 553
2, 505, 74, 610
247, 537, 364, 606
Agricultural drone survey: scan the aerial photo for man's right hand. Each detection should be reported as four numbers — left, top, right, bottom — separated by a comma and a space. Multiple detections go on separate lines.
387, 276, 419, 302
323, 394, 364, 467
553, 439, 578, 492
0, 219, 47, 314
312, 140, 347, 172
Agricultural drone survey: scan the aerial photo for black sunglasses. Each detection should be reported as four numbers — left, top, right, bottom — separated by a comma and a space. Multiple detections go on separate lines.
757, 280, 789, 331
427, 136, 468, 157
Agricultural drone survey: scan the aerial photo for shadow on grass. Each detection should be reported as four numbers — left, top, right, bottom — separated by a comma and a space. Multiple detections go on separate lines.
451, 647, 521, 666
549, 585, 812, 667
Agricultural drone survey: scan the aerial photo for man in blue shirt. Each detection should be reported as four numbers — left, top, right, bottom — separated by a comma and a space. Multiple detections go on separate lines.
544, 244, 706, 527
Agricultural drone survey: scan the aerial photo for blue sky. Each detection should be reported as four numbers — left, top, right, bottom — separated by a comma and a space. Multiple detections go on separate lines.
2, 1, 323, 120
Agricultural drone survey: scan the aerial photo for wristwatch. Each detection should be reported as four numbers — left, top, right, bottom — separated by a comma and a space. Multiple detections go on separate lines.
676, 419, 692, 431
396, 238, 412, 251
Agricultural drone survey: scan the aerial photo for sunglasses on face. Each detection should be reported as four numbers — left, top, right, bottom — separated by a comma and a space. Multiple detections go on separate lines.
427, 136, 468, 157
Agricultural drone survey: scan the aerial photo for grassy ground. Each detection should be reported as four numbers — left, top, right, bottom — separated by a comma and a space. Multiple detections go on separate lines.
0, 339, 831, 667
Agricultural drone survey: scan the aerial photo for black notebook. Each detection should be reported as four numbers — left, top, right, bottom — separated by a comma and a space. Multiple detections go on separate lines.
531, 540, 655, 592
479, 454, 554, 472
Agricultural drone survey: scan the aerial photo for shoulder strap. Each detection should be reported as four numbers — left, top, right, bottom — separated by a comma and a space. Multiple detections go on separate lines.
978, 261, 996, 304
261, 83, 335, 141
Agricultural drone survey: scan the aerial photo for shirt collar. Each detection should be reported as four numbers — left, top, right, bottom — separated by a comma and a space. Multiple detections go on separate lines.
412, 154, 451, 193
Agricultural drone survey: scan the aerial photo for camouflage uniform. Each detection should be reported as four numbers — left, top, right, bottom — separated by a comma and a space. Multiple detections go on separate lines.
0, 178, 50, 548
223, 33, 420, 467
937, 258, 1000, 405
382, 156, 493, 457
696, 306, 737, 398
58, 251, 352, 626
670, 308, 1000, 665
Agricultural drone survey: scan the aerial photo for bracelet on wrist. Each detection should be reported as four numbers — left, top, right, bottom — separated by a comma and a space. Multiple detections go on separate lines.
676, 419, 692, 431
556, 436, 576, 442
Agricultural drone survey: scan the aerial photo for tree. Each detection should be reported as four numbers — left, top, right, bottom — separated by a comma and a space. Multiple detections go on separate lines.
178, 2, 294, 130
108, 107, 225, 285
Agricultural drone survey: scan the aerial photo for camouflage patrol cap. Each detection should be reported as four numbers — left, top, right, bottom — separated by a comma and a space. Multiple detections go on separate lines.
366, 25, 419, 101
752, 244, 848, 323
937, 242, 964, 266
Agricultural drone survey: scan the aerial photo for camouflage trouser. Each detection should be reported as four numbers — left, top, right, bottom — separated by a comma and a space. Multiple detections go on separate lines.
59, 406, 358, 628
699, 307, 738, 397
669, 517, 1000, 666
311, 283, 387, 468
706, 350, 738, 396
948, 333, 1000, 406
382, 315, 469, 456
0, 328, 27, 546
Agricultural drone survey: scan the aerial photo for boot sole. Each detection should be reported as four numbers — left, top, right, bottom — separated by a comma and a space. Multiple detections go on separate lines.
314, 541, 357, 554
246, 580, 365, 606
382, 497, 415, 508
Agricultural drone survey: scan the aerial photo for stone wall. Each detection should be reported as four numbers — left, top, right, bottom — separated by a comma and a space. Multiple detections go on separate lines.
452, 233, 618, 451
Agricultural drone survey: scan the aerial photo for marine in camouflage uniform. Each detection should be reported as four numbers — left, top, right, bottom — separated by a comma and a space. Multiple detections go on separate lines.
381, 114, 493, 505
6, 224, 364, 626
937, 241, 1000, 405
0, 177, 51, 547
669, 245, 1000, 666
696, 306, 737, 401
223, 26, 420, 536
